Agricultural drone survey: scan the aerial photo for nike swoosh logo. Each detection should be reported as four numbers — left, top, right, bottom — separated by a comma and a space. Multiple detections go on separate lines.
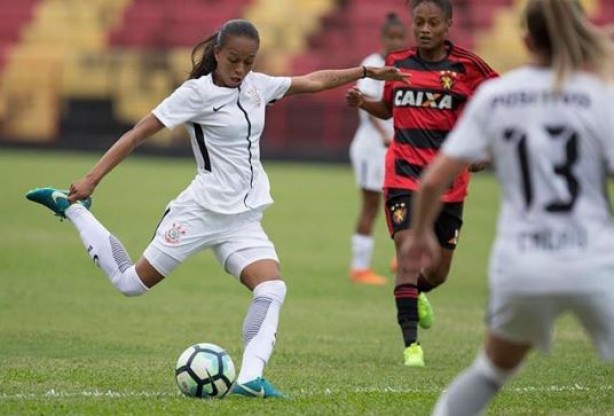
51, 191, 66, 204
213, 104, 226, 112
239, 384, 265, 397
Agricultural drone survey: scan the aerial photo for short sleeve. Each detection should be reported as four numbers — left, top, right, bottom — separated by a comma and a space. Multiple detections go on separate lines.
250, 72, 291, 103
152, 80, 206, 129
601, 85, 614, 173
442, 83, 492, 162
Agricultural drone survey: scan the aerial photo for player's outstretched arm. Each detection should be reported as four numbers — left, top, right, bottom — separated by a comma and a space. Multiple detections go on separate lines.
68, 114, 164, 202
285, 66, 407, 96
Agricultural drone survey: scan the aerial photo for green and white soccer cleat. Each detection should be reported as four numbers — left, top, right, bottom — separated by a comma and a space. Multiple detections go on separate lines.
26, 187, 92, 219
403, 342, 425, 368
418, 292, 434, 329
229, 377, 285, 398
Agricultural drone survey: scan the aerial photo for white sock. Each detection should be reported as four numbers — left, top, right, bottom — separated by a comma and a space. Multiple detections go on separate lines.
65, 204, 148, 297
432, 351, 517, 416
237, 280, 287, 383
351, 234, 374, 270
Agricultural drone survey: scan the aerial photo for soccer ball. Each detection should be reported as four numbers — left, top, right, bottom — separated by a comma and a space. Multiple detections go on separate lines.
175, 343, 236, 399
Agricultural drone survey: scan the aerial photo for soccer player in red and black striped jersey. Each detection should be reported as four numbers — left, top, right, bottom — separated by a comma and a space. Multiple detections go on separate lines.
346, 0, 497, 367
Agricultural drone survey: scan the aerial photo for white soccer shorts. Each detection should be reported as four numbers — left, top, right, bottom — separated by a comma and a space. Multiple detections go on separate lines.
487, 289, 614, 361
349, 148, 385, 192
143, 192, 278, 279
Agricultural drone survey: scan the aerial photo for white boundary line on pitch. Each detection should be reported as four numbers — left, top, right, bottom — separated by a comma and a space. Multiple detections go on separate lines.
1, 385, 613, 400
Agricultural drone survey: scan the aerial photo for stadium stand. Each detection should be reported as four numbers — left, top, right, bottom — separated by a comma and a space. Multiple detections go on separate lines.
0, 0, 130, 141
475, 0, 609, 72
0, 0, 611, 160
109, 0, 252, 48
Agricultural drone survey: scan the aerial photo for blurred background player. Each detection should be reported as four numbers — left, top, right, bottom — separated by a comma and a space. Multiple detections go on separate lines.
399, 0, 614, 414
346, 0, 497, 367
26, 19, 407, 398
349, 12, 408, 286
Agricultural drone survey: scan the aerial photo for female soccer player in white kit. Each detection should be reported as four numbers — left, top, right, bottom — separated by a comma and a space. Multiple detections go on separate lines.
349, 12, 407, 285
25, 19, 407, 398
399, 0, 614, 414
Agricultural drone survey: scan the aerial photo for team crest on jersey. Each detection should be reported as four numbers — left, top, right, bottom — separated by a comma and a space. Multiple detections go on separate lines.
439, 70, 457, 90
164, 223, 186, 245
390, 202, 408, 225
246, 86, 263, 108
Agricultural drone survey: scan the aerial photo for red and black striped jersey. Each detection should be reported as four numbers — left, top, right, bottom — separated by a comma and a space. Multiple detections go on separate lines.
383, 41, 498, 202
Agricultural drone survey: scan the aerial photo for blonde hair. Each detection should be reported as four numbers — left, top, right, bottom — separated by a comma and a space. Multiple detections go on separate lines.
524, 0, 614, 89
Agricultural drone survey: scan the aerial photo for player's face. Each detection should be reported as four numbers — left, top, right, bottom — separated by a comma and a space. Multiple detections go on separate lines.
382, 25, 408, 55
214, 35, 259, 88
411, 2, 451, 53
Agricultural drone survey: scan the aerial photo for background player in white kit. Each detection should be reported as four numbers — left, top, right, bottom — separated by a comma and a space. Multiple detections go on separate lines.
349, 12, 408, 285
399, 0, 614, 414
25, 19, 407, 398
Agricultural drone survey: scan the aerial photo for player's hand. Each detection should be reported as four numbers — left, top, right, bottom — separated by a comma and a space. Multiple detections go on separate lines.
346, 86, 364, 108
399, 231, 440, 275
367, 66, 411, 83
68, 177, 96, 203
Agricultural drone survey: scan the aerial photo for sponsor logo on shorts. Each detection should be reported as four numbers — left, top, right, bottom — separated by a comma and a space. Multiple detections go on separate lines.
164, 223, 186, 245
448, 229, 460, 246
390, 203, 407, 225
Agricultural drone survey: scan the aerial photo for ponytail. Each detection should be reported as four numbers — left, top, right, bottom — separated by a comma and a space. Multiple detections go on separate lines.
525, 0, 614, 90
189, 33, 218, 79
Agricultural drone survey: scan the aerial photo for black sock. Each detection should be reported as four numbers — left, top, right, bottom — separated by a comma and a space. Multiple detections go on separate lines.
417, 273, 436, 293
394, 284, 419, 347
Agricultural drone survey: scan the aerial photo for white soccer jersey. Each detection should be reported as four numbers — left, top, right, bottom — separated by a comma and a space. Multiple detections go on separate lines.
153, 72, 291, 214
351, 53, 394, 154
442, 67, 614, 293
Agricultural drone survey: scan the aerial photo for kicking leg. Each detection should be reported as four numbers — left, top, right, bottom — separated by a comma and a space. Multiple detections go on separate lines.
26, 187, 162, 294
66, 204, 163, 295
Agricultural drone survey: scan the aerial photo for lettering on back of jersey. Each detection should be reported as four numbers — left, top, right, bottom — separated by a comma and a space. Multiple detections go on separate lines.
394, 88, 463, 110
518, 227, 587, 252
491, 91, 591, 109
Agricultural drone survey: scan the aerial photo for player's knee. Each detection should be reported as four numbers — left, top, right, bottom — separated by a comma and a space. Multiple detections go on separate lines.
117, 286, 147, 297
426, 269, 449, 287
111, 267, 149, 297
473, 351, 518, 387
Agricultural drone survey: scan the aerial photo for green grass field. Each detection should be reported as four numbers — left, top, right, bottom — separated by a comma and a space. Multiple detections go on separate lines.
1, 149, 612, 415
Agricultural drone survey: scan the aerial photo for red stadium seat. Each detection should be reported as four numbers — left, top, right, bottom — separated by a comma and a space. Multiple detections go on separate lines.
109, 0, 253, 48
0, 0, 39, 69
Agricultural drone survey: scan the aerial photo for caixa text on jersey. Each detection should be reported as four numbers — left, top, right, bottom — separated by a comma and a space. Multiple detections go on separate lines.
394, 88, 465, 110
